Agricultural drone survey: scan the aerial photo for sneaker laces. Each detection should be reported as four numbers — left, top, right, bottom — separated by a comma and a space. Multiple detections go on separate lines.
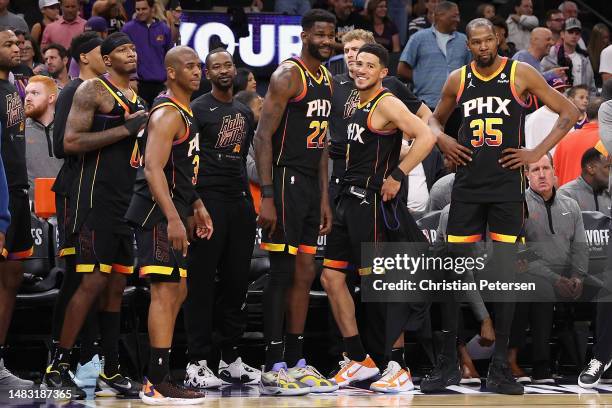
380, 363, 400, 381
275, 368, 295, 386
188, 362, 216, 379
585, 359, 603, 376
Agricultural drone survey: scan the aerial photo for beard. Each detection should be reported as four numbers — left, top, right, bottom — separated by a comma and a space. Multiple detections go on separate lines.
307, 41, 330, 62
25, 103, 46, 119
212, 77, 233, 91
475, 52, 496, 68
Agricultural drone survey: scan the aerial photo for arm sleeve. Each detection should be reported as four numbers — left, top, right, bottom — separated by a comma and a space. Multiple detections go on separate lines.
0, 129, 10, 234
518, 15, 539, 30
569, 201, 589, 277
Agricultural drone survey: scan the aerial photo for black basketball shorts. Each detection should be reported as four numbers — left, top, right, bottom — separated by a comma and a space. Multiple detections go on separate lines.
2, 190, 33, 260
75, 216, 134, 274
136, 220, 186, 283
446, 200, 525, 243
261, 166, 320, 256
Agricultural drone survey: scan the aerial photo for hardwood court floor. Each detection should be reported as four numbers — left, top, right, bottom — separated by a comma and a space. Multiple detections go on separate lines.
14, 384, 612, 408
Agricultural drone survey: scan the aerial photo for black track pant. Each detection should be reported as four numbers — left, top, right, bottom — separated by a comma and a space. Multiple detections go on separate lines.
183, 196, 256, 362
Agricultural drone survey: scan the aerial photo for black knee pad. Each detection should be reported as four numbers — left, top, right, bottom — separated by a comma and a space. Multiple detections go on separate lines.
268, 252, 295, 288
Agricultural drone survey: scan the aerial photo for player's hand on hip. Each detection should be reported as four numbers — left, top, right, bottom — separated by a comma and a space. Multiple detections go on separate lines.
500, 147, 541, 170
437, 133, 472, 166
168, 218, 189, 257
193, 205, 213, 240
319, 202, 333, 235
258, 198, 277, 238
381, 178, 401, 202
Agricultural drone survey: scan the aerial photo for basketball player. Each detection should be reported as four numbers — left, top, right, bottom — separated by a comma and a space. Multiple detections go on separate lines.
255, 9, 336, 395
42, 32, 148, 398
424, 18, 580, 395
0, 27, 34, 388
50, 31, 107, 388
125, 45, 212, 405
321, 43, 435, 392
183, 48, 259, 389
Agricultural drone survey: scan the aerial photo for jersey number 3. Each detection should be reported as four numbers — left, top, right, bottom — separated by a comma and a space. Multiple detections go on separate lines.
306, 120, 328, 149
469, 118, 503, 147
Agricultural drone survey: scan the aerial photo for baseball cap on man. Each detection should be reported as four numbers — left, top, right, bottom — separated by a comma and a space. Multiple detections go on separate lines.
85, 16, 108, 33
547, 76, 570, 92
564, 18, 582, 31
39, 0, 59, 9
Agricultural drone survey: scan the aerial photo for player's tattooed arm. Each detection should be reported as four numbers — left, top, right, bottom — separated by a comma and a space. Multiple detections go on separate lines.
499, 62, 580, 169
430, 69, 473, 165
64, 79, 147, 154
254, 62, 302, 234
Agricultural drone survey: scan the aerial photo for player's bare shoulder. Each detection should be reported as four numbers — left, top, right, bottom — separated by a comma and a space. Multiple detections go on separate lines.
268, 61, 302, 97
75, 77, 116, 113
511, 61, 541, 97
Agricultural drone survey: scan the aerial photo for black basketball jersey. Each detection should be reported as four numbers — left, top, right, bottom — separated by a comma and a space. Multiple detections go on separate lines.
0, 79, 27, 191
330, 74, 421, 163
272, 57, 332, 177
190, 92, 254, 199
454, 57, 530, 202
343, 88, 403, 192
126, 95, 199, 228
71, 75, 147, 234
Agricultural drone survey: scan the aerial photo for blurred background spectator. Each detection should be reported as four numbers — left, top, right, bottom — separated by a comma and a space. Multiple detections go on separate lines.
32, 0, 60, 45
43, 43, 69, 89
365, 0, 400, 52
92, 0, 127, 34
506, 0, 538, 51
588, 23, 610, 88
0, 0, 29, 33
490, 15, 516, 58
233, 67, 257, 95
545, 9, 565, 44
41, 0, 85, 50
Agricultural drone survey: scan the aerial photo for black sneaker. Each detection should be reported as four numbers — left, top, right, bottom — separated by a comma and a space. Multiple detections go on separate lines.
486, 361, 524, 395
41, 363, 86, 400
601, 365, 612, 384
95, 372, 141, 397
532, 365, 555, 385
579, 358, 612, 389
420, 354, 460, 393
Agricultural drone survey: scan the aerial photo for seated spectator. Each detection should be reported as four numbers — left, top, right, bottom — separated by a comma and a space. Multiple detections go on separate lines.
20, 34, 45, 75
43, 43, 69, 89
24, 75, 61, 199
513, 28, 565, 82
365, 0, 400, 52
233, 67, 257, 95
0, 0, 29, 34
558, 148, 611, 213
404, 143, 446, 218
332, 0, 369, 52
506, 0, 538, 52
92, 0, 127, 34
427, 171, 454, 212
274, 0, 310, 15
587, 24, 610, 88
525, 77, 570, 153
41, 0, 86, 50
32, 0, 60, 45
408, 0, 437, 39
600, 43, 612, 84
554, 98, 603, 186
509, 153, 588, 385
544, 9, 565, 45
490, 16, 516, 58
165, 0, 182, 45
542, 18, 596, 94
11, 30, 35, 100
475, 3, 495, 19
567, 85, 590, 128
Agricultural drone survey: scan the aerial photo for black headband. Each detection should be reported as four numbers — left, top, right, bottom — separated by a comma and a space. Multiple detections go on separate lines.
73, 37, 103, 61
100, 33, 132, 56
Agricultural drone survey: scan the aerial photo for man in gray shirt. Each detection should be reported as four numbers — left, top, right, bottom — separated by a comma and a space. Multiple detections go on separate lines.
24, 75, 62, 199
0, 2, 28, 34
558, 147, 611, 213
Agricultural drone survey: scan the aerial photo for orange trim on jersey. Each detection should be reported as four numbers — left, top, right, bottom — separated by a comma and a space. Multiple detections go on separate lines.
139, 265, 187, 277
286, 60, 308, 103
166, 95, 193, 116
489, 232, 519, 243
357, 87, 384, 109
96, 78, 131, 114
7, 247, 34, 260
298, 244, 317, 254
366, 92, 397, 136
260, 243, 286, 252
293, 57, 326, 84
470, 57, 507, 82
447, 234, 482, 243
103, 76, 138, 103
112, 264, 134, 274
510, 60, 531, 108
323, 258, 349, 269
456, 65, 466, 103
149, 102, 191, 145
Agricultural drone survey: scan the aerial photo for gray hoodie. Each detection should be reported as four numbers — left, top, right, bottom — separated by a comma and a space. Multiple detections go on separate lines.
524, 188, 588, 283
599, 101, 612, 195
557, 176, 611, 213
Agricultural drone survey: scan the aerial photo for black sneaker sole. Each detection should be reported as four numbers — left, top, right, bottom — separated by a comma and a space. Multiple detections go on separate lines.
420, 373, 461, 393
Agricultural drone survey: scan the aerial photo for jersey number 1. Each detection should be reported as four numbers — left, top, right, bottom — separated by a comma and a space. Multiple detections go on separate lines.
306, 120, 328, 149
469, 118, 503, 147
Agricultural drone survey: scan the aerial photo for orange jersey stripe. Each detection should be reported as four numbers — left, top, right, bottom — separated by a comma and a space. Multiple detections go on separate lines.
447, 234, 482, 243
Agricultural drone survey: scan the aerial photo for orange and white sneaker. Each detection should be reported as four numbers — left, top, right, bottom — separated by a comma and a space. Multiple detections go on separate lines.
370, 361, 414, 393
140, 377, 206, 405
330, 354, 379, 387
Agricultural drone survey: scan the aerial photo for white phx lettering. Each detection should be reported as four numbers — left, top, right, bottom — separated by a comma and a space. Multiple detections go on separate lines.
347, 123, 365, 144
306, 99, 331, 117
463, 96, 511, 116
